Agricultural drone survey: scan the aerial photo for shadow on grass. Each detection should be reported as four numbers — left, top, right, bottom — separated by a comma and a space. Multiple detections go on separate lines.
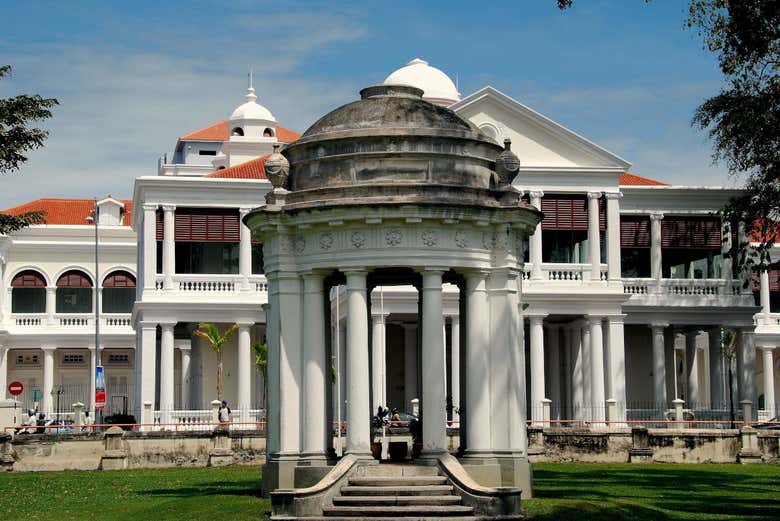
141, 478, 263, 500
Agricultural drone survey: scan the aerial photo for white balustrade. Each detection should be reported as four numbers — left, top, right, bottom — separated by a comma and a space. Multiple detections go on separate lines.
58, 315, 92, 327
662, 278, 725, 296
150, 274, 269, 294
103, 314, 132, 327
14, 314, 44, 326
623, 279, 651, 295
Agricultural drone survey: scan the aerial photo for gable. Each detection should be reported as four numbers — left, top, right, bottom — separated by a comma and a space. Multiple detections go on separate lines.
452, 87, 631, 171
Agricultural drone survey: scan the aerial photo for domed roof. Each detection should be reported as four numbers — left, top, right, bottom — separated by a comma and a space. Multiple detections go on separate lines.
383, 58, 460, 106
230, 86, 276, 122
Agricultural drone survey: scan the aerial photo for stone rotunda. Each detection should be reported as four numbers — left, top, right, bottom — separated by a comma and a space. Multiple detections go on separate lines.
245, 84, 541, 518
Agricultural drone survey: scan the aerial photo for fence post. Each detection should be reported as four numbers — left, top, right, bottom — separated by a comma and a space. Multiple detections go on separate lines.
672, 399, 685, 429
740, 400, 753, 425
211, 400, 221, 425
738, 425, 761, 464
606, 399, 617, 428
141, 401, 153, 431
541, 398, 551, 428
73, 402, 85, 429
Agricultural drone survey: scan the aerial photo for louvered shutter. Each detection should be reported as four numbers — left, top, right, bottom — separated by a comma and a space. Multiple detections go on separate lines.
57, 270, 92, 288
12, 270, 46, 287
620, 216, 651, 247
174, 209, 240, 242
103, 271, 136, 288
155, 211, 163, 241
541, 195, 602, 231
662, 217, 721, 248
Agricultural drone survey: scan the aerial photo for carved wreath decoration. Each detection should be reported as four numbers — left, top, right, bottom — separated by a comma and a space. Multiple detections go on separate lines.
454, 231, 468, 248
421, 230, 438, 247
351, 231, 366, 249
386, 229, 402, 246
319, 232, 334, 250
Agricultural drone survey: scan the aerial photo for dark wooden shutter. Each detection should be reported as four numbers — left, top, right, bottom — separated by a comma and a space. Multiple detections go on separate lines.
11, 270, 46, 287
57, 270, 92, 288
662, 217, 721, 248
541, 195, 604, 231
155, 211, 164, 241
620, 216, 651, 247
174, 209, 240, 242
103, 271, 137, 288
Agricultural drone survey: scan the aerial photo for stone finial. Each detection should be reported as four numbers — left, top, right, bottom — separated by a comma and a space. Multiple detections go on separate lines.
495, 138, 520, 185
265, 143, 290, 189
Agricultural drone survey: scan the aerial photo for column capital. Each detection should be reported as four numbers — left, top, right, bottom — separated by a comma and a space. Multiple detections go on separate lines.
137, 320, 159, 330
528, 190, 544, 201
142, 203, 158, 212
604, 313, 627, 324
528, 315, 546, 326
41, 345, 58, 352
159, 320, 177, 329
649, 212, 664, 221
587, 191, 603, 200
759, 345, 776, 352
604, 191, 622, 200
586, 315, 604, 325
649, 322, 669, 332
161, 204, 176, 212
239, 207, 253, 216
235, 320, 255, 328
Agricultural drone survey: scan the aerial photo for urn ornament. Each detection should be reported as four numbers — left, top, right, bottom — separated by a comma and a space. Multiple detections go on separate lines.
265, 143, 290, 188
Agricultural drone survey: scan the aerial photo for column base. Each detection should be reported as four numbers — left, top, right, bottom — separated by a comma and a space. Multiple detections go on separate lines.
262, 452, 342, 495
458, 450, 533, 499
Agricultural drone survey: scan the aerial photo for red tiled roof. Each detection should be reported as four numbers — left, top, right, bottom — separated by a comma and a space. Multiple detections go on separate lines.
619, 172, 670, 186
205, 155, 270, 180
1, 198, 132, 226
180, 120, 301, 143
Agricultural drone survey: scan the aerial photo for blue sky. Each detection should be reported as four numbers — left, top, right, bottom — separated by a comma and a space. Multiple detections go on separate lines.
0, 0, 737, 208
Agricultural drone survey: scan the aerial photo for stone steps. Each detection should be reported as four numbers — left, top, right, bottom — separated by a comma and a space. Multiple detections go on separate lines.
349, 476, 449, 486
340, 484, 455, 496
333, 495, 463, 506
323, 505, 475, 517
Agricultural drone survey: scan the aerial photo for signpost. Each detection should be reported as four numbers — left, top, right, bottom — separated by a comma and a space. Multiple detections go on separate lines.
8, 381, 23, 397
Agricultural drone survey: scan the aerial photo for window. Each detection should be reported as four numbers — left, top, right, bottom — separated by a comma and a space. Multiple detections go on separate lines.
252, 243, 264, 274
56, 270, 92, 313
103, 271, 136, 313
61, 353, 85, 365
107, 353, 130, 365
540, 195, 605, 263
198, 150, 217, 156
11, 270, 46, 313
173, 209, 241, 274
263, 127, 274, 137
231, 127, 244, 136
620, 217, 651, 277
661, 217, 722, 279
15, 353, 39, 366
175, 242, 239, 274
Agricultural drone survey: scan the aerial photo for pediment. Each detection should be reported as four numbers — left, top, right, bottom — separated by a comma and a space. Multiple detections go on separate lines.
452, 86, 631, 171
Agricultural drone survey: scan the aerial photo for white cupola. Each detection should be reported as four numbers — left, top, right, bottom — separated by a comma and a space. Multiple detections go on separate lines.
383, 58, 461, 107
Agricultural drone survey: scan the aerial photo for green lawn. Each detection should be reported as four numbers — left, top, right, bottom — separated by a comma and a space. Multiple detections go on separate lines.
0, 463, 778, 520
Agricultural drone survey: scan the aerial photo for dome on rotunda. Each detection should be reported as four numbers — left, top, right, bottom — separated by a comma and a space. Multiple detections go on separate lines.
230, 85, 276, 122
383, 58, 461, 106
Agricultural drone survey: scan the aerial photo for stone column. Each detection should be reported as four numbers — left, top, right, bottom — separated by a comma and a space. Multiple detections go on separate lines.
421, 269, 446, 455
162, 205, 176, 290
42, 347, 55, 414
237, 323, 252, 423
685, 330, 700, 408
159, 322, 175, 424
607, 315, 627, 421
529, 191, 544, 280
650, 324, 668, 406
529, 316, 546, 424
587, 192, 602, 281
302, 272, 327, 459
450, 315, 460, 421
464, 271, 490, 453
547, 324, 561, 420
570, 322, 583, 419
581, 325, 592, 415
0, 347, 7, 400
371, 311, 387, 413
737, 329, 757, 412
588, 317, 606, 425
761, 347, 776, 416
135, 322, 157, 421
605, 192, 622, 281
239, 208, 252, 291
403, 323, 418, 412
760, 270, 771, 316
45, 287, 56, 325
345, 271, 371, 456
142, 204, 158, 291
278, 273, 303, 457
708, 328, 724, 409
179, 343, 191, 410
650, 213, 663, 288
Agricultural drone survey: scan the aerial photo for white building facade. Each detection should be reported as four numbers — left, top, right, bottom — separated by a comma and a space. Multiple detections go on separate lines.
1, 59, 779, 428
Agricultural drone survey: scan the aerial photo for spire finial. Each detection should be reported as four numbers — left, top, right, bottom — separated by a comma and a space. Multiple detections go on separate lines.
248, 66, 254, 89
245, 67, 257, 103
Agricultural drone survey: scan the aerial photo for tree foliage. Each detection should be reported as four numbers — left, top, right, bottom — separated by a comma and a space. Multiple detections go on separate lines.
252, 341, 268, 412
194, 323, 239, 401
0, 64, 57, 234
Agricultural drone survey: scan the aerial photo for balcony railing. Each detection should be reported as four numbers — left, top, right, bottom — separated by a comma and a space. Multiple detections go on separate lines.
623, 278, 745, 297
522, 263, 608, 283
10, 313, 133, 329
152, 274, 269, 294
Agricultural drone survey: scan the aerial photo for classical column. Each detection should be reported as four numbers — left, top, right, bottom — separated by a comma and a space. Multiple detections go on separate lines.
761, 347, 776, 416
421, 269, 446, 455
588, 317, 606, 424
587, 192, 603, 281
302, 273, 327, 458
605, 192, 622, 281
464, 271, 490, 453
561, 326, 572, 417
159, 322, 175, 424
570, 323, 583, 419
278, 273, 303, 456
135, 322, 157, 421
650, 213, 663, 287
239, 208, 252, 291
42, 347, 55, 414
179, 343, 191, 410
142, 204, 158, 291
45, 286, 56, 325
338, 322, 347, 421
237, 323, 252, 423
737, 328, 757, 415
403, 323, 418, 412
708, 328, 724, 409
529, 191, 544, 280
650, 324, 668, 406
371, 311, 387, 413
685, 330, 700, 408
450, 315, 460, 421
547, 324, 561, 420
760, 270, 771, 316
607, 315, 626, 421
581, 325, 592, 414
162, 205, 176, 290
529, 316, 546, 424
345, 271, 371, 456
0, 347, 7, 400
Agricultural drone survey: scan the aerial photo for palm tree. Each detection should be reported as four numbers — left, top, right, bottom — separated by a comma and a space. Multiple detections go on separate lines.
194, 323, 239, 401
252, 341, 268, 411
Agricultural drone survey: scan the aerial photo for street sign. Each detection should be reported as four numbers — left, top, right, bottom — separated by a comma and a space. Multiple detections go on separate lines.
95, 365, 106, 410
8, 381, 23, 396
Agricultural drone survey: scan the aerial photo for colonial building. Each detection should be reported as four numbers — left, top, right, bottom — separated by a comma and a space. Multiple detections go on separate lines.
1, 59, 778, 430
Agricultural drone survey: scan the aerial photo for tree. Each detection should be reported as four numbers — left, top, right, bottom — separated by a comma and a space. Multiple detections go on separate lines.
252, 341, 268, 412
194, 323, 239, 400
720, 329, 738, 428
558, 2, 780, 273
0, 65, 58, 234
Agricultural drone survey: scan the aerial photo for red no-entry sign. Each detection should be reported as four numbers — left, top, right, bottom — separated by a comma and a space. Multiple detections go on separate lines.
8, 381, 24, 396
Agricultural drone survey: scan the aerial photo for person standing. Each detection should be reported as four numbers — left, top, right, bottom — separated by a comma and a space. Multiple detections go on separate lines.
218, 400, 232, 430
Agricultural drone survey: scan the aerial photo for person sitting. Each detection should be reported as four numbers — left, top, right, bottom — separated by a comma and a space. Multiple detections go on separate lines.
390, 408, 401, 423
36, 413, 47, 434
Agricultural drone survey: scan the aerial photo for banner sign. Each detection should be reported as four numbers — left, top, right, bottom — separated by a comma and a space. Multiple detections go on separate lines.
95, 365, 106, 410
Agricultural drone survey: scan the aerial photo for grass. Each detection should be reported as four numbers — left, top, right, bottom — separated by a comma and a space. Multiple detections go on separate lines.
0, 463, 778, 520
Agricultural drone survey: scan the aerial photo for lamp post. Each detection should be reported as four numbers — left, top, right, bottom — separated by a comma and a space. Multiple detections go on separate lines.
86, 199, 101, 424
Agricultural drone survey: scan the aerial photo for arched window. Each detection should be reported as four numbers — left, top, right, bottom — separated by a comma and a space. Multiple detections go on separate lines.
102, 271, 136, 313
56, 270, 93, 313
11, 270, 46, 313
231, 127, 244, 136
263, 127, 274, 138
